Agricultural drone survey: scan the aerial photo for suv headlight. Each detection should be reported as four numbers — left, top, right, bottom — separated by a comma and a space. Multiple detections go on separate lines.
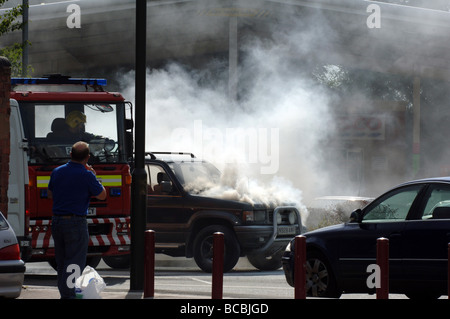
276, 213, 282, 224
244, 210, 266, 222
254, 210, 266, 222
243, 211, 254, 222
289, 211, 297, 224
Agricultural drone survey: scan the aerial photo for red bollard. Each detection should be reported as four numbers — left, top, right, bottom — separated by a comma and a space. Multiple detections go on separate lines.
211, 232, 224, 299
144, 230, 155, 299
376, 237, 389, 299
294, 235, 307, 299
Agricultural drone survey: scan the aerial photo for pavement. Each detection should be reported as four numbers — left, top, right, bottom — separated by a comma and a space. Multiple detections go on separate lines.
17, 256, 254, 300
19, 284, 144, 299
16, 257, 440, 301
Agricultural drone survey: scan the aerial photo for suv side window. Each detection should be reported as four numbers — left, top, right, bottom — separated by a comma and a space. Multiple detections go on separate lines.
362, 185, 422, 222
420, 184, 450, 220
146, 164, 178, 195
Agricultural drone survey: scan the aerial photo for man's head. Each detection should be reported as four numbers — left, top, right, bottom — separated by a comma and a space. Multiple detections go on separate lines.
71, 141, 90, 163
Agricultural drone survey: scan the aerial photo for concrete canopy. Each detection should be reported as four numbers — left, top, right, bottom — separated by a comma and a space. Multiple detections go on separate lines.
1, 0, 449, 80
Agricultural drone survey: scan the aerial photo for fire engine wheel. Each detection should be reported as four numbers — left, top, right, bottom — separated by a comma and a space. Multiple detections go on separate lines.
48, 256, 102, 270
193, 225, 240, 273
103, 254, 130, 269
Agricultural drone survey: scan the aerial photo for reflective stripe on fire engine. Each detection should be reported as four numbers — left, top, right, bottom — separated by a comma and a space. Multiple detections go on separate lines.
96, 175, 122, 186
35, 175, 122, 187
30, 218, 130, 248
29, 220, 52, 248
36, 176, 50, 188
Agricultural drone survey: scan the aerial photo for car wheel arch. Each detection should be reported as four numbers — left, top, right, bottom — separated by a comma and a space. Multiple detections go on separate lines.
190, 223, 241, 272
305, 244, 342, 297
305, 245, 335, 273
185, 213, 239, 257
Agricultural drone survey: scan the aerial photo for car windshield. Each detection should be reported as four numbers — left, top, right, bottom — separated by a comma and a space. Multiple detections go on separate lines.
168, 161, 221, 193
19, 102, 128, 164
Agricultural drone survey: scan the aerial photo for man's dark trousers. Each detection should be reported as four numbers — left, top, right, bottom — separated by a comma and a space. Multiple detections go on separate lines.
52, 215, 89, 299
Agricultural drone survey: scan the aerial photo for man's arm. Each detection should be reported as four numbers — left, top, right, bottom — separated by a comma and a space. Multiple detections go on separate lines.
86, 164, 107, 200
95, 187, 107, 200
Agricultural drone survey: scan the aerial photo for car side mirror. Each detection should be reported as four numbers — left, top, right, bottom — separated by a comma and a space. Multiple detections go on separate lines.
349, 209, 363, 223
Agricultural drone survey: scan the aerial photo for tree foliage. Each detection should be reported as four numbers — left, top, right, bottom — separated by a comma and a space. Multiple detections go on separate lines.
0, 0, 31, 76
0, 0, 25, 36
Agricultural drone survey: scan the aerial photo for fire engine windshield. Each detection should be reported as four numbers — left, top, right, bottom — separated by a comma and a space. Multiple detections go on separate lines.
19, 102, 130, 164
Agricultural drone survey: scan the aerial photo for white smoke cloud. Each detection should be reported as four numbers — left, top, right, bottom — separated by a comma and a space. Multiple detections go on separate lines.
117, 7, 349, 226
120, 61, 334, 225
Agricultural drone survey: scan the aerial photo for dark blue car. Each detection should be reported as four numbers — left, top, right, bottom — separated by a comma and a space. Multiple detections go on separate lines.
282, 177, 450, 299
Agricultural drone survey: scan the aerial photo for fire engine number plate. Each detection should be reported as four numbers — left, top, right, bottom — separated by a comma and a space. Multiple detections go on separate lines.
87, 207, 96, 216
277, 225, 297, 235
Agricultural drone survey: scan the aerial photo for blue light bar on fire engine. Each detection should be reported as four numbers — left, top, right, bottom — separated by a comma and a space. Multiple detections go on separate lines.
11, 75, 107, 86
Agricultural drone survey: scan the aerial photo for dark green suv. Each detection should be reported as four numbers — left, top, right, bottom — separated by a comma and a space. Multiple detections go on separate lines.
145, 152, 304, 272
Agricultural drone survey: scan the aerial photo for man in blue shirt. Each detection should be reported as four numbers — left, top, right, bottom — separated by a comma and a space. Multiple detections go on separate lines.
48, 141, 106, 299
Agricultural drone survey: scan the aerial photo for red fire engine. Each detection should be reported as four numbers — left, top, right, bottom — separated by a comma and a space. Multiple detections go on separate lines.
11, 75, 133, 269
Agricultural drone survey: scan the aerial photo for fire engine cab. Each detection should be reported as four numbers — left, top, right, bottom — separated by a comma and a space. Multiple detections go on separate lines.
10, 74, 133, 269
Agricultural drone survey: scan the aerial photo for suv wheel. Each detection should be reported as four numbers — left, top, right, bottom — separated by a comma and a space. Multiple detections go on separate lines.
247, 251, 283, 271
193, 225, 240, 273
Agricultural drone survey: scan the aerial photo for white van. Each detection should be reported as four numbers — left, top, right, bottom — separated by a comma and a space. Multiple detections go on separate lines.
7, 99, 31, 260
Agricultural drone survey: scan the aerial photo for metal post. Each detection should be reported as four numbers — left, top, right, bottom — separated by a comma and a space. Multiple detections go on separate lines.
130, 0, 147, 291
211, 232, 224, 299
22, 0, 29, 76
376, 237, 389, 299
228, 16, 238, 101
144, 230, 155, 298
412, 76, 421, 175
294, 235, 306, 299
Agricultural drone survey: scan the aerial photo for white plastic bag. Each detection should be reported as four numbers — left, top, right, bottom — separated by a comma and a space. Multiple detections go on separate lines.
75, 266, 106, 299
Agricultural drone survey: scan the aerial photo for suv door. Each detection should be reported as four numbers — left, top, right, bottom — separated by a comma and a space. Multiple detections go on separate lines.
146, 163, 187, 246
